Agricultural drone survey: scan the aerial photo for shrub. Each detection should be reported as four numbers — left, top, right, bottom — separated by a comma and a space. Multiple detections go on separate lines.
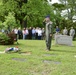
0, 33, 10, 45
7, 32, 16, 44
0, 32, 16, 45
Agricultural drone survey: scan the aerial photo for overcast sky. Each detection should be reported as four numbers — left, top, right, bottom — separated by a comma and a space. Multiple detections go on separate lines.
48, 0, 60, 4
52, 0, 59, 3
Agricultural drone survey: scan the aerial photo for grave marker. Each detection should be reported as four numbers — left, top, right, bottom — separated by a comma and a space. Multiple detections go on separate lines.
55, 35, 73, 46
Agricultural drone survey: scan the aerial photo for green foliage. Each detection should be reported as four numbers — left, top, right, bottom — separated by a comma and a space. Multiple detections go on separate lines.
52, 0, 76, 30
0, 21, 3, 29
0, 33, 10, 45
3, 12, 17, 29
52, 3, 65, 11
0, 0, 76, 29
60, 19, 76, 30
27, 0, 54, 27
0, 0, 55, 28
52, 3, 65, 28
0, 32, 16, 45
59, 0, 76, 20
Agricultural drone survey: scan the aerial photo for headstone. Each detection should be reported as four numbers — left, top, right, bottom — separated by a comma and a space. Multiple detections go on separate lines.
55, 35, 73, 46
43, 60, 61, 64
12, 58, 27, 62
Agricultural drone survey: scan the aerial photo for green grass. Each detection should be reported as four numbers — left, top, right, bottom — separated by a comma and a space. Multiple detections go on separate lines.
0, 40, 76, 75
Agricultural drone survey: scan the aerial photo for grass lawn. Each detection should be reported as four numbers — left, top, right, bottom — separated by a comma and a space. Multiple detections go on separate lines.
0, 40, 76, 75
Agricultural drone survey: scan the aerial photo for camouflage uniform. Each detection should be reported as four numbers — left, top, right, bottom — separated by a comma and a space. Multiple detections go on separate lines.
45, 21, 53, 50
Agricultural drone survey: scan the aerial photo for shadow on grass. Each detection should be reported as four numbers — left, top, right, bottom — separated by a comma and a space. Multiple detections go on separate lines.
2, 42, 26, 47
51, 49, 76, 53
19, 51, 32, 55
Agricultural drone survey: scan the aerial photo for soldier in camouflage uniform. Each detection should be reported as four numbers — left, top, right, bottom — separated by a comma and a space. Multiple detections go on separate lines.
43, 15, 53, 50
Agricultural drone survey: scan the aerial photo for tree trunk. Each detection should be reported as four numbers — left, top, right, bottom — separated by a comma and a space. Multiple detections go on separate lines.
22, 0, 27, 28
16, 0, 28, 28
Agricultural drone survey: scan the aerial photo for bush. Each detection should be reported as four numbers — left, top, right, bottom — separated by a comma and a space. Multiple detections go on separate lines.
0, 32, 16, 45
7, 32, 16, 44
0, 33, 10, 45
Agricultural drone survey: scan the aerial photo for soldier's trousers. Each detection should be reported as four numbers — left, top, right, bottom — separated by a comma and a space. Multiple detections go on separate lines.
46, 34, 52, 50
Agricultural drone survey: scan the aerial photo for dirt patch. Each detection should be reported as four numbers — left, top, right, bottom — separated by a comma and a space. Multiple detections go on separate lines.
19, 51, 31, 55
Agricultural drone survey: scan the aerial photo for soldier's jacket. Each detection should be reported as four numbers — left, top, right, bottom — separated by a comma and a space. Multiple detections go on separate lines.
45, 21, 53, 36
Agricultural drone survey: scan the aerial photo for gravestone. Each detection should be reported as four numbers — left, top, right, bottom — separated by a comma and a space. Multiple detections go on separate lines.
55, 35, 73, 46
43, 60, 61, 64
12, 58, 27, 62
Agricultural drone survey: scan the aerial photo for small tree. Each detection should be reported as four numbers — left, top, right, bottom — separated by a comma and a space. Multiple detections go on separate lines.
3, 12, 17, 31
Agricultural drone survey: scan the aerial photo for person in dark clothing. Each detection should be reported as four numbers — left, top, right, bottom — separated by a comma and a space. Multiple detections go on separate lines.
28, 27, 32, 39
32, 27, 36, 40
18, 28, 22, 39
56, 26, 60, 34
35, 27, 38, 40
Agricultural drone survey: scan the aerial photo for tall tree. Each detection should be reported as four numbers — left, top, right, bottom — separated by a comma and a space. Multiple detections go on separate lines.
59, 0, 76, 20
52, 3, 65, 27
0, 0, 54, 28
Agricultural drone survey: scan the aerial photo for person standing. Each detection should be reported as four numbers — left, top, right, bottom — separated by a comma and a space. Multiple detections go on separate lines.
69, 27, 75, 40
55, 26, 60, 34
25, 28, 29, 39
18, 28, 22, 39
28, 27, 32, 39
1, 29, 5, 33
38, 28, 42, 40
42, 28, 45, 40
35, 27, 39, 40
63, 27, 68, 35
32, 27, 36, 40
14, 28, 18, 41
22, 28, 26, 40
43, 15, 53, 50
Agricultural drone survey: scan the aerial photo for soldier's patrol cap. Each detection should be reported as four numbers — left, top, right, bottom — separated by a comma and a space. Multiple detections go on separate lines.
45, 15, 50, 18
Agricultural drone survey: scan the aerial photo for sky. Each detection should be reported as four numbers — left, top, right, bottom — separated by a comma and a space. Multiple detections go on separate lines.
48, 0, 60, 4
51, 0, 59, 3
